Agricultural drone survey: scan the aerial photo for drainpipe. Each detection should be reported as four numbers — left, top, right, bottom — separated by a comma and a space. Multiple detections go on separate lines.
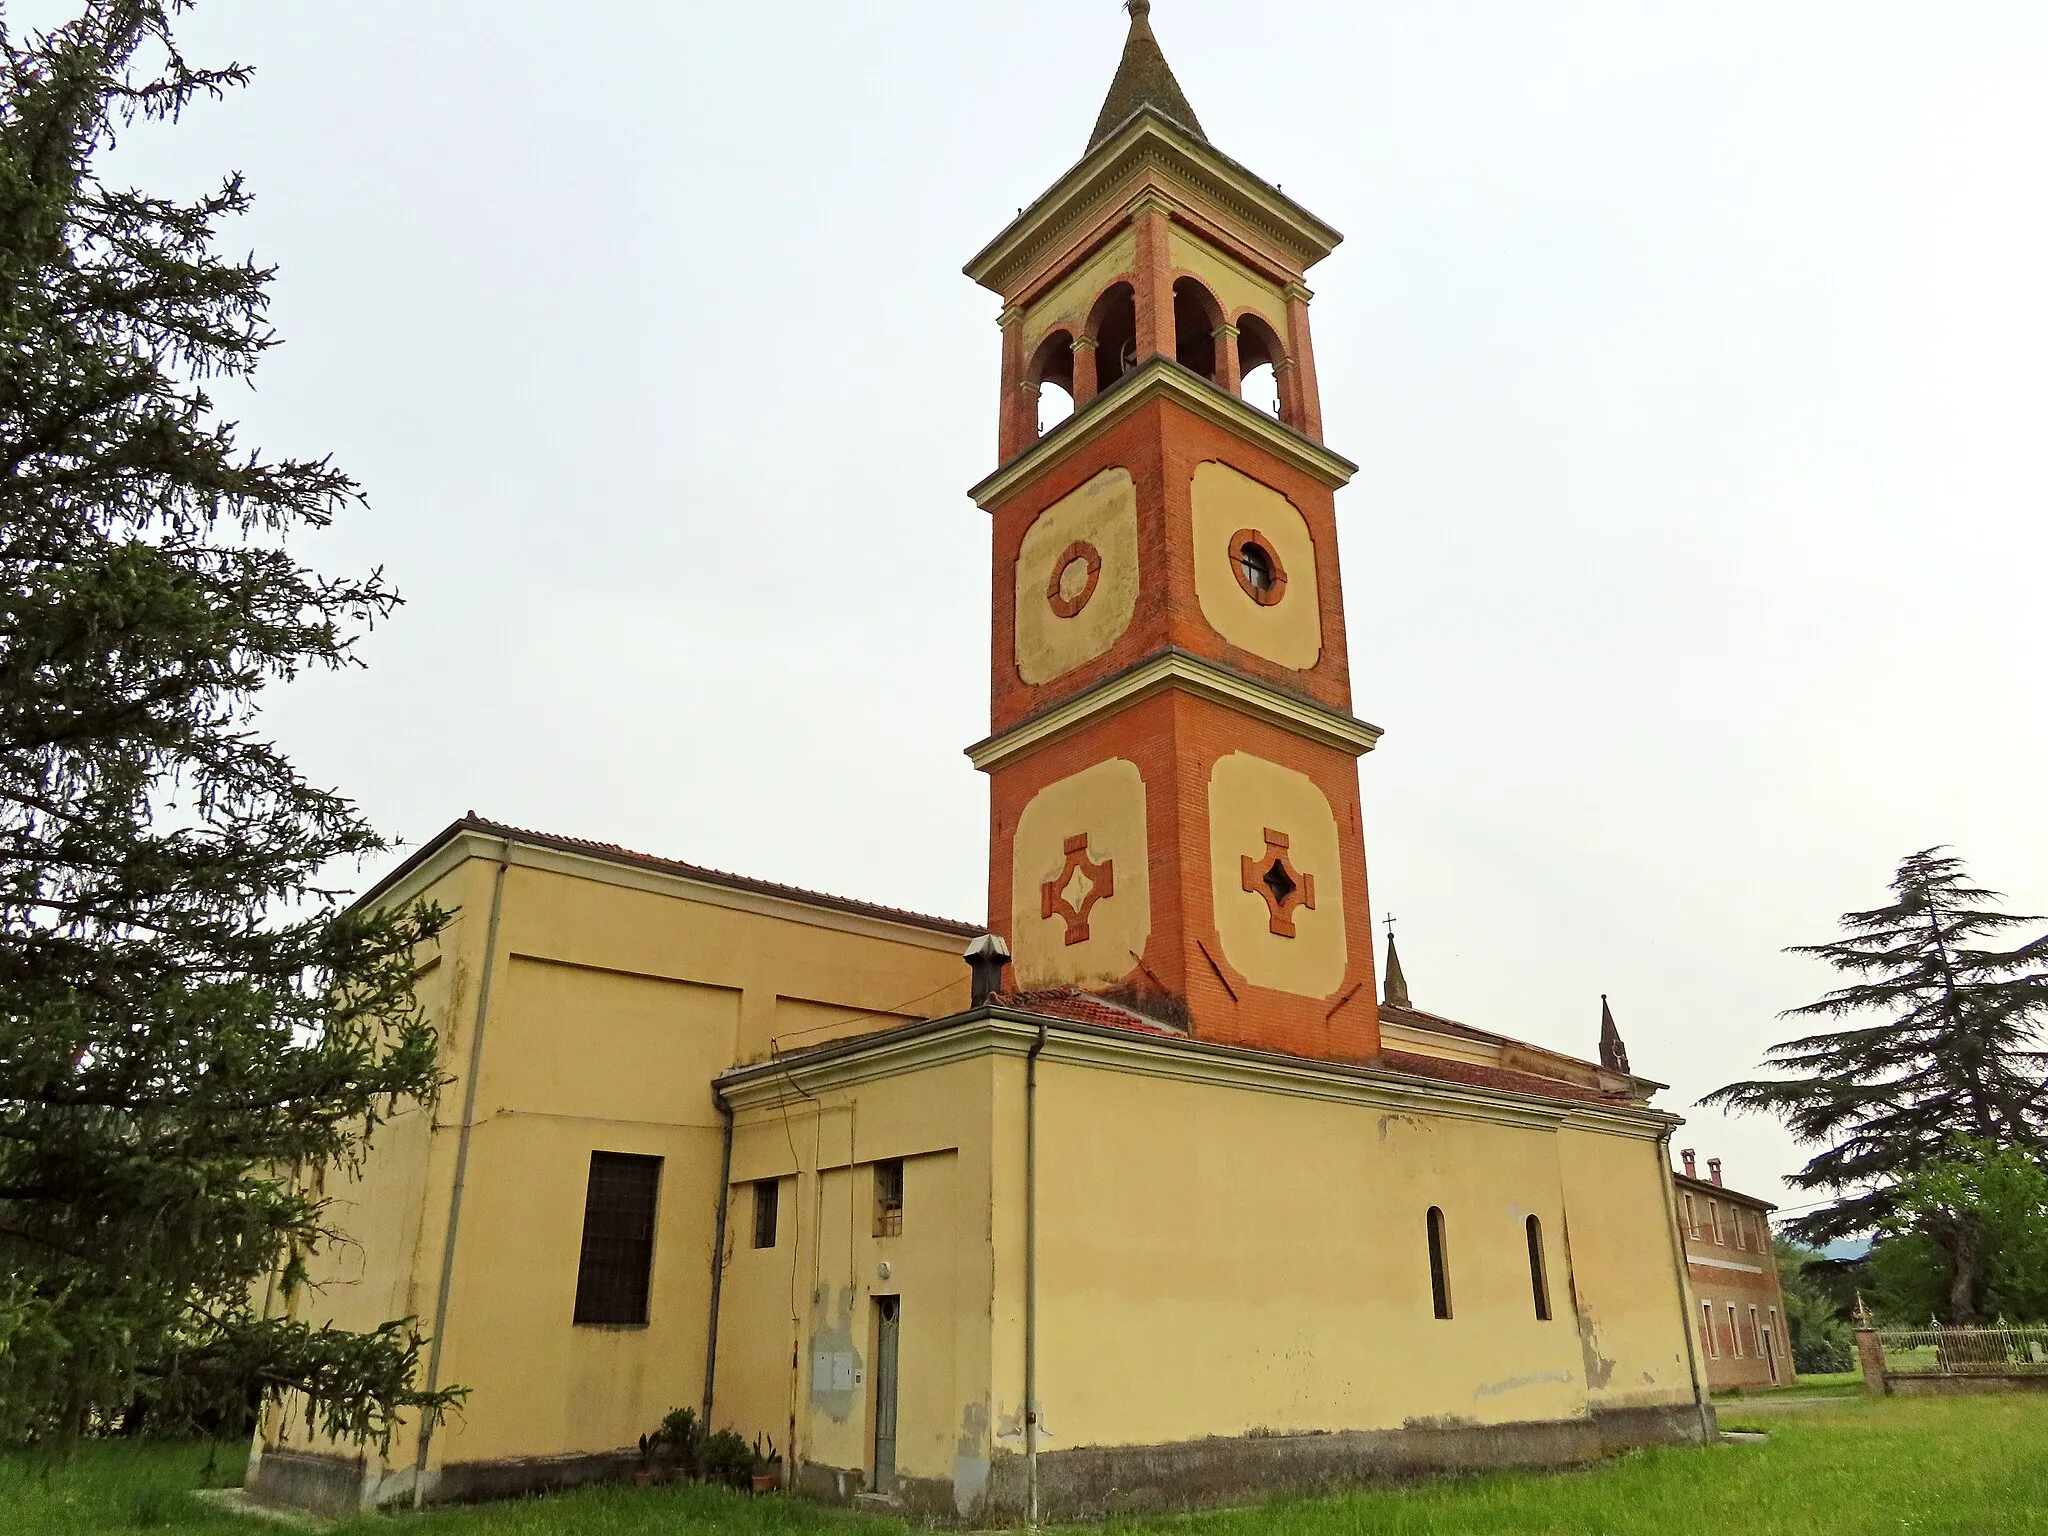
1024, 1018, 1047, 1528
414, 839, 514, 1506
702, 1087, 736, 1426
1656, 1129, 1714, 1442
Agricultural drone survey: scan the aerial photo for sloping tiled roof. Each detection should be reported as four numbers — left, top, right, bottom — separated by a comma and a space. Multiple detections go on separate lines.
358, 813, 983, 937
1088, 0, 1206, 151
1378, 1050, 1626, 1107
997, 992, 1635, 1108
988, 986, 1185, 1037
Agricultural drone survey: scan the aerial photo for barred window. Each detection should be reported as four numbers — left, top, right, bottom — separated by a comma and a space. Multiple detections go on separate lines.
572, 1152, 662, 1326
874, 1159, 904, 1238
752, 1179, 779, 1250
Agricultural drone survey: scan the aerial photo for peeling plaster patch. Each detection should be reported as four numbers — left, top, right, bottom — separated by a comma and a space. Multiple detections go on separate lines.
807, 1285, 863, 1423
996, 1402, 1026, 1443
1641, 1371, 1657, 1384
1475, 1370, 1574, 1398
1377, 1113, 1425, 1142
953, 1400, 991, 1517
1576, 1303, 1617, 1390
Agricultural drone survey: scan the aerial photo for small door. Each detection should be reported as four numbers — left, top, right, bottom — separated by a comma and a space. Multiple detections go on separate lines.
871, 1296, 901, 1495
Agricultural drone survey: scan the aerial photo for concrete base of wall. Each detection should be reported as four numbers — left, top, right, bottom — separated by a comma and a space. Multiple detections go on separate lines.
246, 1446, 640, 1515
1886, 1374, 2048, 1398
799, 1402, 1714, 1525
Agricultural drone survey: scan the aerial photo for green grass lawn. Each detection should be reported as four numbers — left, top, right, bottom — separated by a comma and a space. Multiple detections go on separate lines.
1714, 1367, 1865, 1399
7, 1393, 2048, 1535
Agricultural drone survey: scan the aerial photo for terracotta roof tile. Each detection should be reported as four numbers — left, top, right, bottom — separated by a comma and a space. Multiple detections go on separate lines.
360, 814, 983, 937
1377, 1049, 1626, 1106
990, 987, 1185, 1037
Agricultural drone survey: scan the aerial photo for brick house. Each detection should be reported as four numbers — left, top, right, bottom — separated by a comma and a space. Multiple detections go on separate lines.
1675, 1151, 1794, 1391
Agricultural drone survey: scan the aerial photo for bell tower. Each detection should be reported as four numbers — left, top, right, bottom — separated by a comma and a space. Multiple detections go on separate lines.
965, 1, 1382, 1062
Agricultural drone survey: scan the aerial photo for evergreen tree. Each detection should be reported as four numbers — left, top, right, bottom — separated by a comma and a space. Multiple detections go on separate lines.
0, 2, 455, 1444
1707, 849, 2048, 1320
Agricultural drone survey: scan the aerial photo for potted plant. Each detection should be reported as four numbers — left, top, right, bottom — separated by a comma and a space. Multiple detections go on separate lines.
634, 1406, 703, 1486
750, 1432, 781, 1494
699, 1428, 756, 1489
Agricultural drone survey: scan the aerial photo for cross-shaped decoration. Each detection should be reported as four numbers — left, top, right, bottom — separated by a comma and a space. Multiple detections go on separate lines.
1042, 833, 1115, 946
1241, 827, 1315, 938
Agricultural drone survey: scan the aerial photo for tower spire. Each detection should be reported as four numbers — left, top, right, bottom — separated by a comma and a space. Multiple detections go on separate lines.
1088, 0, 1207, 151
1382, 927, 1411, 1011
1599, 994, 1630, 1074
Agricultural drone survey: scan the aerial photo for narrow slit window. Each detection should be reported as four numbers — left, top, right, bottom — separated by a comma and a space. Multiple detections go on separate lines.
1729, 1303, 1743, 1356
573, 1151, 662, 1326
1426, 1206, 1452, 1320
1701, 1300, 1719, 1359
752, 1178, 779, 1250
1684, 1194, 1698, 1238
1525, 1214, 1552, 1320
1709, 1200, 1723, 1244
874, 1158, 904, 1238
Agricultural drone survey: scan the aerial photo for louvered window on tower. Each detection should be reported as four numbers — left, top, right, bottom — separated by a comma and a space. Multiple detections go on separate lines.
572, 1152, 662, 1326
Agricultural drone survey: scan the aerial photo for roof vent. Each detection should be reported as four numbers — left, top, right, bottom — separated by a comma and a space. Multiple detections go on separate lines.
964, 933, 1012, 1008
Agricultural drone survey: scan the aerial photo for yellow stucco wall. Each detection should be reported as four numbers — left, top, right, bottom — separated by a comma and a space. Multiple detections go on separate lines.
1022, 1063, 1593, 1448
719, 1026, 1694, 1517
718, 1056, 1000, 1513
1014, 468, 1140, 686
1558, 1127, 1700, 1410
1167, 227, 1289, 339
1010, 758, 1151, 990
257, 834, 975, 1494
266, 836, 1696, 1516
1207, 751, 1347, 998
1021, 229, 1138, 367
1189, 462, 1323, 669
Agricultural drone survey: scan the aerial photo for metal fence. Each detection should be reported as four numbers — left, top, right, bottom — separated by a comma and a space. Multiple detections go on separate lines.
1877, 1323, 2048, 1377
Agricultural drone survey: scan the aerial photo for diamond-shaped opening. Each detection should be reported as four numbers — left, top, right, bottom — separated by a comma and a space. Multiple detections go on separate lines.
1262, 859, 1296, 908
1061, 864, 1093, 911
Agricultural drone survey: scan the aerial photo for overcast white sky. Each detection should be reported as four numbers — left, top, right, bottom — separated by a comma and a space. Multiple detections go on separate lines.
72, 0, 2048, 1214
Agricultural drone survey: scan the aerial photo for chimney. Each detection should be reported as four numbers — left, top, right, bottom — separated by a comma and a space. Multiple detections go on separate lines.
964, 933, 1011, 1008
1680, 1148, 1697, 1179
1708, 1158, 1723, 1187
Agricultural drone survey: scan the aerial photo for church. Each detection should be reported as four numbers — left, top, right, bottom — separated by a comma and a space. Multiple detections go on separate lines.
248, 4, 1714, 1522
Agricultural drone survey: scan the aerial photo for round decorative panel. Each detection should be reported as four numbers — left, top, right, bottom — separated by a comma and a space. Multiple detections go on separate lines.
1046, 539, 1103, 619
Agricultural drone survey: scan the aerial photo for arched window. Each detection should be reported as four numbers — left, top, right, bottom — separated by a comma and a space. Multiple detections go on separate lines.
1086, 282, 1137, 396
1029, 330, 1076, 436
1526, 1215, 1552, 1320
1235, 312, 1287, 419
1426, 1206, 1451, 1320
1172, 277, 1223, 381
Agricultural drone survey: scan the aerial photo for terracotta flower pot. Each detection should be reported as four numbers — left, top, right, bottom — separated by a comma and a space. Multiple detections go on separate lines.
751, 1472, 778, 1493
633, 1469, 656, 1488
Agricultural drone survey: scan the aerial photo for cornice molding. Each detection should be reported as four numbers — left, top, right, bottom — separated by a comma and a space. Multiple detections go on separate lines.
965, 109, 1342, 295
365, 828, 977, 955
968, 356, 1357, 510
965, 647, 1382, 771
717, 1010, 1679, 1141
